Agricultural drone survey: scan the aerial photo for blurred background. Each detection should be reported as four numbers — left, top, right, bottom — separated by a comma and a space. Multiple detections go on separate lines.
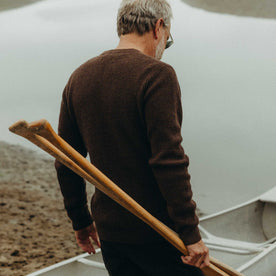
0, 0, 275, 214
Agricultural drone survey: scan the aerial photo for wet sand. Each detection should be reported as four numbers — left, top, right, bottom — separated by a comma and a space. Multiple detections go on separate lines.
0, 141, 95, 276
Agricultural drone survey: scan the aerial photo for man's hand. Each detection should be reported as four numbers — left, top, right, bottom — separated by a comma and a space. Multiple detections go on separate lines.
75, 222, 101, 254
181, 239, 210, 269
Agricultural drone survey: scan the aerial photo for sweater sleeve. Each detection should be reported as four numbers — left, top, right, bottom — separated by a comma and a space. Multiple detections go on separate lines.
144, 64, 201, 245
54, 81, 93, 231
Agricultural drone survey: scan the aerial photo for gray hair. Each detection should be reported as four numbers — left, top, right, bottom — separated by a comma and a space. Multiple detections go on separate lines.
117, 0, 173, 36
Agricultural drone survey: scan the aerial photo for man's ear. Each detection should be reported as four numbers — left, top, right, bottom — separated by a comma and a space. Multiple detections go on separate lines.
153, 18, 164, 39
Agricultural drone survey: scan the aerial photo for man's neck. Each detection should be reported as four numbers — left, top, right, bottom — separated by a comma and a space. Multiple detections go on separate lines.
116, 32, 155, 58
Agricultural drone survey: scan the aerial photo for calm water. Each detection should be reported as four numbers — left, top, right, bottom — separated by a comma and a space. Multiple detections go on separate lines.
1, 0, 276, 214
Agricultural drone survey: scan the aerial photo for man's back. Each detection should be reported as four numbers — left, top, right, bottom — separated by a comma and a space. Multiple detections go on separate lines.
56, 1, 210, 273
56, 48, 200, 244
56, 0, 210, 272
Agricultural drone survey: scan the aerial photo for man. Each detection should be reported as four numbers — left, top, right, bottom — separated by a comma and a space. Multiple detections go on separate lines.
55, 0, 209, 275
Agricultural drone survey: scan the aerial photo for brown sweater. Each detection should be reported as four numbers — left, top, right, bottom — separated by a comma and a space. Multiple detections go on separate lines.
55, 48, 201, 245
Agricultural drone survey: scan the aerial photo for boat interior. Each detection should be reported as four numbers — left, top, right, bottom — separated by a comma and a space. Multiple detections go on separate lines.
199, 186, 276, 275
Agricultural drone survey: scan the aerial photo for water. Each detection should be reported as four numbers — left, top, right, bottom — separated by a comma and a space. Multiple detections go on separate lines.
1, 0, 276, 214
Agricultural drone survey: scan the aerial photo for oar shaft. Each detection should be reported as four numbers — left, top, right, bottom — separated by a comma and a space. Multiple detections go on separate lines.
28, 120, 190, 256
27, 120, 233, 276
9, 119, 243, 276
9, 120, 190, 256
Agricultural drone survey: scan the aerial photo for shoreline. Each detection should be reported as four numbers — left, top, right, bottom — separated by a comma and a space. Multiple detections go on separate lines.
0, 0, 44, 12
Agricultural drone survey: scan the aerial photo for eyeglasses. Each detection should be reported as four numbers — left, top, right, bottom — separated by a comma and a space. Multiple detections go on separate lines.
165, 33, 174, 49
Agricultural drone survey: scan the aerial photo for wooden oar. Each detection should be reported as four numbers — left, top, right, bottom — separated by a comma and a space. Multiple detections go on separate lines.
9, 119, 244, 276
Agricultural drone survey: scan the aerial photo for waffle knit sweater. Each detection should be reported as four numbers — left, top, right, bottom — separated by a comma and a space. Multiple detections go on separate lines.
55, 48, 201, 245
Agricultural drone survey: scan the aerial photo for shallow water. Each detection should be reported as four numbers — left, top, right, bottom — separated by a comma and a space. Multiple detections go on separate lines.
1, 0, 276, 214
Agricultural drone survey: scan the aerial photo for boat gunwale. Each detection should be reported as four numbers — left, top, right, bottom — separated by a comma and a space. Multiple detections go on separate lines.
200, 186, 276, 222
26, 249, 102, 276
199, 196, 260, 222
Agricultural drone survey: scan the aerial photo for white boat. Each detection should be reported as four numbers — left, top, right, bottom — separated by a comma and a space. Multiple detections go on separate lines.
200, 186, 276, 275
26, 186, 276, 276
26, 249, 108, 276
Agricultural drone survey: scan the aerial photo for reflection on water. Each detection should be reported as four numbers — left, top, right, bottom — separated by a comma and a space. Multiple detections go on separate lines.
0, 0, 44, 12
1, 0, 276, 214
180, 0, 276, 19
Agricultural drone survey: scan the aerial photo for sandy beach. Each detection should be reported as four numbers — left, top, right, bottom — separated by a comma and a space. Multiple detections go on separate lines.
0, 141, 95, 276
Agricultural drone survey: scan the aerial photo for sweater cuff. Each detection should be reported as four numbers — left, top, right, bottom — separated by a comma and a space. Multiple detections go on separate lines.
179, 226, 201, 245
67, 204, 93, 231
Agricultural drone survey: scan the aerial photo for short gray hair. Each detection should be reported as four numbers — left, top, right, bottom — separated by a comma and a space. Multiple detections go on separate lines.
117, 0, 173, 36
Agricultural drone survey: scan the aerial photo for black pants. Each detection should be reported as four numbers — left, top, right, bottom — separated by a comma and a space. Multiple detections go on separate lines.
100, 240, 204, 276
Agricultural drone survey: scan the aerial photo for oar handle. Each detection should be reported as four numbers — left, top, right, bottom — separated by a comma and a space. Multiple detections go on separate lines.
8, 120, 109, 195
